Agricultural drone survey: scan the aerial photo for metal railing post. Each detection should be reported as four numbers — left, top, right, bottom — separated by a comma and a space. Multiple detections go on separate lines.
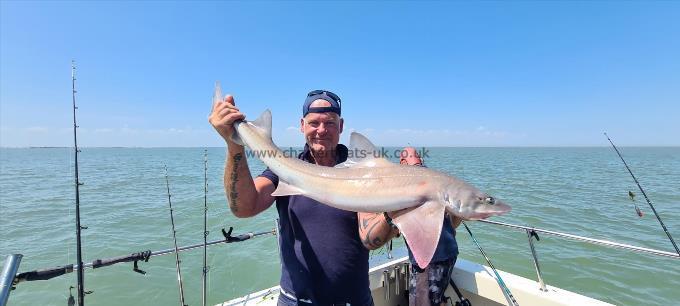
526, 229, 547, 291
1, 254, 23, 306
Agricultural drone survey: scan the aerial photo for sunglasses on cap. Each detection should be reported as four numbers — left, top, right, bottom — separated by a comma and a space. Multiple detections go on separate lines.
307, 90, 341, 107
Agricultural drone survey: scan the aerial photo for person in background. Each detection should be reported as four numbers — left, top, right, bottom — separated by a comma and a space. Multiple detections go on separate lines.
394, 147, 461, 306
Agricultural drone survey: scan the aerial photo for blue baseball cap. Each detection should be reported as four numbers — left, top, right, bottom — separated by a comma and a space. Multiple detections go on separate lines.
303, 90, 341, 117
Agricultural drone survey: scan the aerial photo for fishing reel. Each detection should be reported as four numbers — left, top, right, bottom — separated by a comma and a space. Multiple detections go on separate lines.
447, 279, 472, 306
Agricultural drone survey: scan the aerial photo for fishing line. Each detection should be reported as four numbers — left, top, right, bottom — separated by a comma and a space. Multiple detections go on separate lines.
604, 133, 679, 256
462, 222, 519, 306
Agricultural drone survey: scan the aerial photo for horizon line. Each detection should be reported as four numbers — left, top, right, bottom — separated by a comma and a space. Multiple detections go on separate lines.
2, 145, 679, 149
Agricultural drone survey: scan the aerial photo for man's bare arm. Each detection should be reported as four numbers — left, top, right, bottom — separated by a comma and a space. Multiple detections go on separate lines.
225, 144, 276, 218
209, 93, 275, 218
358, 212, 399, 250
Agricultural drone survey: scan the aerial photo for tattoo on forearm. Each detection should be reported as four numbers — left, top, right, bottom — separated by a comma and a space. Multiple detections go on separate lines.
362, 214, 379, 229
228, 153, 243, 212
362, 219, 386, 249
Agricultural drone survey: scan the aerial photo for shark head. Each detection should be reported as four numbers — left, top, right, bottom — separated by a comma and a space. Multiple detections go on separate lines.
443, 184, 511, 220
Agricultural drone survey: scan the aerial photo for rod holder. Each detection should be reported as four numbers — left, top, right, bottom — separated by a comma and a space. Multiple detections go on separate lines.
394, 265, 401, 294
527, 229, 547, 291
383, 270, 391, 301
402, 262, 409, 291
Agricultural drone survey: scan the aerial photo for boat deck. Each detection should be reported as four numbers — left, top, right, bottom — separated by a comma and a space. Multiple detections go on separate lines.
218, 257, 614, 306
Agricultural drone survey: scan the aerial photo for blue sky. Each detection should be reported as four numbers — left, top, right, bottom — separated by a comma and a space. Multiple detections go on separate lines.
1, 1, 679, 147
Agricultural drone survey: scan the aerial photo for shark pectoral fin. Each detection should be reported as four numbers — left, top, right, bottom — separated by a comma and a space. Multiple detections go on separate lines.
271, 180, 304, 197
249, 109, 273, 140
393, 201, 445, 269
334, 160, 356, 169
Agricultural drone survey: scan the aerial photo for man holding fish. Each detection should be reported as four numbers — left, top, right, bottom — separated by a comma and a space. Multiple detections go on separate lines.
209, 85, 510, 305
210, 88, 395, 305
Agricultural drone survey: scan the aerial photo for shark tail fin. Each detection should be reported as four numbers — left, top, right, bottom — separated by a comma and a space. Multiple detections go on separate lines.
213, 81, 223, 106
213, 81, 245, 146
393, 200, 445, 269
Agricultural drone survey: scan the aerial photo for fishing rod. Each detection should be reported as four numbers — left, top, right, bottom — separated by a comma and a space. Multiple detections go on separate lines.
12, 228, 276, 286
604, 133, 680, 256
462, 222, 519, 306
71, 60, 86, 306
202, 150, 209, 306
164, 166, 187, 306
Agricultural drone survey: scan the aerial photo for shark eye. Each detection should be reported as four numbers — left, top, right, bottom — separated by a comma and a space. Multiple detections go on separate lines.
485, 196, 496, 205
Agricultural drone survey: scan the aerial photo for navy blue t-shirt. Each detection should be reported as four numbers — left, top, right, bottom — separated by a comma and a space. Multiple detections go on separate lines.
258, 144, 372, 305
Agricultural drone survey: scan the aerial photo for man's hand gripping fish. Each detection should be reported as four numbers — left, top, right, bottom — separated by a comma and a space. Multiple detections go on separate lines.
214, 85, 511, 268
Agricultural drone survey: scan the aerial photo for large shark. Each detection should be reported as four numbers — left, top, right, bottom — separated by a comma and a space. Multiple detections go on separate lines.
216, 85, 511, 268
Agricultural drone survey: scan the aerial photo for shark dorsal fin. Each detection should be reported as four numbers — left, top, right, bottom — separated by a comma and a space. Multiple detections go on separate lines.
336, 132, 395, 169
249, 109, 272, 140
349, 132, 377, 156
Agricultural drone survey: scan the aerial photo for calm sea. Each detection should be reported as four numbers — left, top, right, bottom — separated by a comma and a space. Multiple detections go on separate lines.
1, 147, 678, 306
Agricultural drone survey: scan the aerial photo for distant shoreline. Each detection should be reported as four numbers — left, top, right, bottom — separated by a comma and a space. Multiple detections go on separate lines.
2, 146, 679, 149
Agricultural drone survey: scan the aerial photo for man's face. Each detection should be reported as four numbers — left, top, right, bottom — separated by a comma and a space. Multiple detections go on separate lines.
400, 148, 423, 166
300, 99, 343, 154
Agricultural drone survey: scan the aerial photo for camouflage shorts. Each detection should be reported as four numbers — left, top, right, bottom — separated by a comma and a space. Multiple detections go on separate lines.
408, 258, 456, 306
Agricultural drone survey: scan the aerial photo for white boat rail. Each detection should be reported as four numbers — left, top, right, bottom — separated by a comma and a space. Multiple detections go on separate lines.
478, 220, 679, 258
476, 219, 679, 292
1, 220, 677, 306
